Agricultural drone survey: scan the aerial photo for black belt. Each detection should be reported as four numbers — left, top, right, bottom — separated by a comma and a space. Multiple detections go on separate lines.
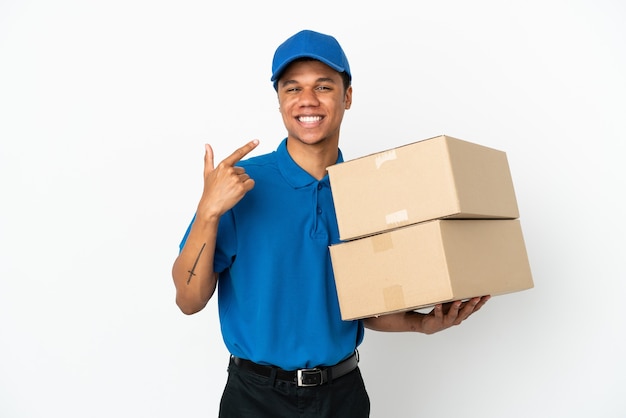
231, 351, 359, 387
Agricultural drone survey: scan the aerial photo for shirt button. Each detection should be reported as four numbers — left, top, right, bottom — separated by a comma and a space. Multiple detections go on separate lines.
317, 183, 323, 190
317, 207, 322, 215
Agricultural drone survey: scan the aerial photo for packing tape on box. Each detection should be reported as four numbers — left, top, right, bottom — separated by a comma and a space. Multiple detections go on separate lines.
371, 232, 393, 252
383, 285, 406, 311
375, 149, 397, 169
385, 209, 408, 226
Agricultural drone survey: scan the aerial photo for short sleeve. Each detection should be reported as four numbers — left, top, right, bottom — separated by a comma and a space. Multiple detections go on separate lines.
178, 211, 237, 273
214, 209, 237, 273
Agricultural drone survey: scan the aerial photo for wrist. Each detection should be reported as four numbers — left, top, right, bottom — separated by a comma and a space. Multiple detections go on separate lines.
405, 311, 426, 333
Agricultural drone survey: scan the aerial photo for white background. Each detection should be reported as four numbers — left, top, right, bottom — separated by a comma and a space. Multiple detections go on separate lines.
1, 1, 625, 417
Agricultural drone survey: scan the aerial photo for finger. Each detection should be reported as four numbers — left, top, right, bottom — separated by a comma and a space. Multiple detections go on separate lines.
242, 176, 256, 193
221, 139, 260, 167
433, 303, 445, 320
472, 295, 491, 312
432, 299, 462, 315
444, 301, 463, 324
204, 143, 215, 175
456, 298, 482, 321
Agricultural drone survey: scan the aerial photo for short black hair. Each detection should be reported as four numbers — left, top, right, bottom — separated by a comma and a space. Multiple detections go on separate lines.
280, 57, 351, 92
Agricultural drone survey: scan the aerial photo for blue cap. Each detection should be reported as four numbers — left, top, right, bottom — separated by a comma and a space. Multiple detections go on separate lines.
271, 30, 351, 89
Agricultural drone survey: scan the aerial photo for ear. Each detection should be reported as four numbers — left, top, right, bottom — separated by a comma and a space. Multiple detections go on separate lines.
344, 85, 353, 110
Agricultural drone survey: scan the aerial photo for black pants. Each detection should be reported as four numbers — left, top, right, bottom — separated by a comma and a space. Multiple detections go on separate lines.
219, 357, 370, 418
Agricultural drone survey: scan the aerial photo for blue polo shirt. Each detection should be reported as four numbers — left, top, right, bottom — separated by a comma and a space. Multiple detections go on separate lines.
179, 138, 364, 370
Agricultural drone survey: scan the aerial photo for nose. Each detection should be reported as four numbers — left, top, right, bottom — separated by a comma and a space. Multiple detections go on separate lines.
299, 88, 320, 106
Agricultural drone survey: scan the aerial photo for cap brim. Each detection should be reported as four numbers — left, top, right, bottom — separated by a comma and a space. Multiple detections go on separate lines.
271, 54, 346, 82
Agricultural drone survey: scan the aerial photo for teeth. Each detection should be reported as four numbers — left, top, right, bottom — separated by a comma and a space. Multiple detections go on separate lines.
299, 116, 322, 122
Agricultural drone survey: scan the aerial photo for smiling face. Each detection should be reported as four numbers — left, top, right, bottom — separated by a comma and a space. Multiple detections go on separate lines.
276, 59, 352, 151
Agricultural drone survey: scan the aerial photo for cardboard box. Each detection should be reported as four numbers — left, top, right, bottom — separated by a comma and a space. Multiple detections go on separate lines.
329, 219, 533, 320
327, 135, 519, 241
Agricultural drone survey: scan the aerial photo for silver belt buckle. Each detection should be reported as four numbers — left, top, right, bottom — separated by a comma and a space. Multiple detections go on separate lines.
296, 368, 323, 387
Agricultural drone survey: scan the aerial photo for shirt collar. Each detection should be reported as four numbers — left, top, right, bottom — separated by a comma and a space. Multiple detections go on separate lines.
276, 138, 344, 189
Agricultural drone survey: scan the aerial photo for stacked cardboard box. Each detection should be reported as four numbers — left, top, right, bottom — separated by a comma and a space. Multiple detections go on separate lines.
327, 135, 533, 320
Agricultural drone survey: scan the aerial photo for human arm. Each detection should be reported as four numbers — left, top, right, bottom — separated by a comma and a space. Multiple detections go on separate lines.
362, 295, 490, 334
172, 140, 259, 315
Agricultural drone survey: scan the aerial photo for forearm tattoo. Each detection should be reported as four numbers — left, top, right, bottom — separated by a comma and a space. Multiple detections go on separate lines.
186, 243, 206, 285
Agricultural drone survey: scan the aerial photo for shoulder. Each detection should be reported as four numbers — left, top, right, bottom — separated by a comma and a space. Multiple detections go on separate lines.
237, 150, 279, 177
237, 138, 286, 171
238, 150, 275, 167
